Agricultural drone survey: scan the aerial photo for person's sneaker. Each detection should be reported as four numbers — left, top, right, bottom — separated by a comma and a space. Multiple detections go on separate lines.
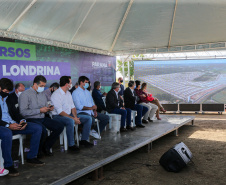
26, 158, 45, 166
79, 140, 94, 148
0, 167, 9, 176
5, 166, 19, 177
90, 129, 101, 139
68, 145, 80, 152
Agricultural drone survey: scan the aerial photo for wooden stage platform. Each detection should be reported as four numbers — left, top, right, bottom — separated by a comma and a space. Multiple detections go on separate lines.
0, 115, 194, 185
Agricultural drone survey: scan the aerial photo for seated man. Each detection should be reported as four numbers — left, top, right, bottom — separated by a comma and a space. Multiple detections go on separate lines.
51, 76, 91, 151
44, 82, 59, 101
72, 76, 109, 140
7, 83, 25, 113
0, 78, 44, 177
92, 81, 107, 113
19, 75, 64, 157
106, 82, 133, 132
124, 81, 148, 127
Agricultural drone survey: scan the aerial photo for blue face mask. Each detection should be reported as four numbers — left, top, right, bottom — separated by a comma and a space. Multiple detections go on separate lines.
83, 83, 89, 89
37, 86, 44, 93
134, 86, 136, 89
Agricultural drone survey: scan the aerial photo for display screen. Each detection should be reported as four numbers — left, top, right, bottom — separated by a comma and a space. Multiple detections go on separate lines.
134, 59, 226, 104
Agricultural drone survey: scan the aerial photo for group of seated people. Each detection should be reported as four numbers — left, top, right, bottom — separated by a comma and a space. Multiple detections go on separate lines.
0, 75, 165, 177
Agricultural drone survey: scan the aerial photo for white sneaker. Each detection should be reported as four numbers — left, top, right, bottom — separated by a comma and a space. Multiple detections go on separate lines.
89, 129, 101, 139
0, 168, 9, 176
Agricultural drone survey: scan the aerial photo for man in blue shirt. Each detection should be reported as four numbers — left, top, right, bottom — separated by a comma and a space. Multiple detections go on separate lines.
72, 76, 109, 140
92, 81, 107, 113
0, 78, 44, 177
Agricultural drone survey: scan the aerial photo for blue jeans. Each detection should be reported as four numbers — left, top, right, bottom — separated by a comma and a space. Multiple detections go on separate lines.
132, 104, 149, 125
111, 108, 131, 128
52, 115, 75, 147
26, 117, 64, 150
77, 114, 92, 141
79, 112, 109, 133
0, 122, 42, 168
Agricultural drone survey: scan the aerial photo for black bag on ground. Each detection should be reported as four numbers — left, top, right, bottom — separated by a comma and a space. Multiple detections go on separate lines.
159, 142, 192, 172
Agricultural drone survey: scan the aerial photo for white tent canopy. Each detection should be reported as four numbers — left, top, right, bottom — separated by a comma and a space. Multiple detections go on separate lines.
1, 0, 226, 56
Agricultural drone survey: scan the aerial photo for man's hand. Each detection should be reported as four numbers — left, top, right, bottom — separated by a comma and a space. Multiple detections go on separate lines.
19, 121, 27, 130
93, 110, 97, 118
92, 105, 97, 110
120, 107, 125, 110
40, 107, 50, 113
142, 94, 146, 97
9, 123, 22, 130
48, 105, 54, 111
73, 117, 81, 125
103, 92, 107, 96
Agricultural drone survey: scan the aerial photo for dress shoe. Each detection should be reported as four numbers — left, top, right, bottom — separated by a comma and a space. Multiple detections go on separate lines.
68, 145, 80, 152
120, 127, 127, 132
5, 166, 19, 177
142, 119, 149, 124
42, 147, 53, 156
148, 117, 154, 122
79, 140, 94, 148
126, 126, 135, 131
26, 158, 45, 166
136, 124, 145, 128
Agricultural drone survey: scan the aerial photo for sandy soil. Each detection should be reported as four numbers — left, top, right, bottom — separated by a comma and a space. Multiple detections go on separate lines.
70, 113, 226, 185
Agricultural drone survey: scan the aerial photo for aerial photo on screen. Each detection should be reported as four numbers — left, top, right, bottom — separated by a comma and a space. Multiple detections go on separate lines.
134, 59, 226, 104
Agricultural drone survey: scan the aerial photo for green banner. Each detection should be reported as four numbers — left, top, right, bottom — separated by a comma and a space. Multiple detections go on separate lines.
0, 41, 36, 61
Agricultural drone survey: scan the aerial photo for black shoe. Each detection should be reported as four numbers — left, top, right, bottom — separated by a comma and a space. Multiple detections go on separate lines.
126, 126, 135, 131
68, 145, 80, 152
148, 117, 154, 122
79, 140, 94, 148
42, 147, 54, 156
142, 119, 149, 124
26, 158, 45, 166
120, 127, 127, 132
5, 166, 19, 177
136, 124, 145, 128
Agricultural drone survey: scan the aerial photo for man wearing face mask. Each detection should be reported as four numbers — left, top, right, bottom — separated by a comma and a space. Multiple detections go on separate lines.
7, 83, 25, 113
0, 78, 44, 177
92, 81, 107, 113
72, 76, 109, 143
44, 82, 60, 101
19, 75, 64, 157
118, 77, 124, 97
51, 76, 81, 152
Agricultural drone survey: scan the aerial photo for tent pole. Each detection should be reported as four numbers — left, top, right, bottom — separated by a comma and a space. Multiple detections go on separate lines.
70, 0, 97, 44
7, 0, 37, 31
109, 0, 134, 52
128, 60, 130, 81
168, 0, 178, 48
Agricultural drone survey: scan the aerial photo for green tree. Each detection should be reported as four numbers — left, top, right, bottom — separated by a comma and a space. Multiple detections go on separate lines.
117, 54, 145, 79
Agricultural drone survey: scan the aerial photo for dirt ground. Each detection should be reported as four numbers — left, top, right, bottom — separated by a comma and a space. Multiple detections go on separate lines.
70, 113, 226, 185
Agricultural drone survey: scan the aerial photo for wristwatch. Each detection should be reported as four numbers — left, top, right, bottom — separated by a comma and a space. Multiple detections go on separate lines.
5, 124, 10, 128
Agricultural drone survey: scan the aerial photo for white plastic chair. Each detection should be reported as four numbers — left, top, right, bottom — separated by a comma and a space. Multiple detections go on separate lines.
47, 125, 79, 151
0, 134, 24, 168
102, 97, 121, 133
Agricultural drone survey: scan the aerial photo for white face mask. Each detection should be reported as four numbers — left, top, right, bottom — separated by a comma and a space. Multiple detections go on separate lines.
99, 86, 101, 90
18, 91, 22, 96
37, 86, 44, 93
69, 84, 73, 90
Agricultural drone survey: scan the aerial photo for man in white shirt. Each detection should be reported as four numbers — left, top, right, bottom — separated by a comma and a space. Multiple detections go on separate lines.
51, 76, 83, 151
